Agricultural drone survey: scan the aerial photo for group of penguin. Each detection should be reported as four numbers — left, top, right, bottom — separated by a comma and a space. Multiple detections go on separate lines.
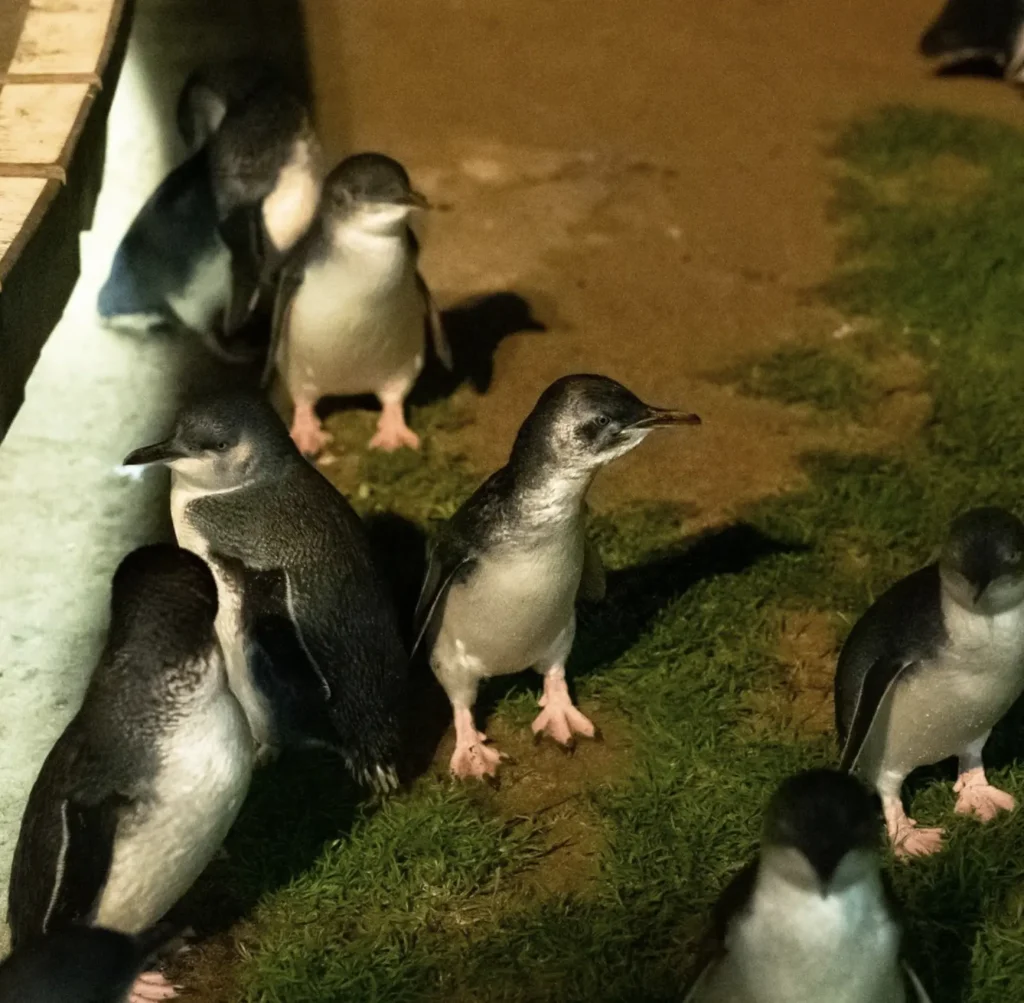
5, 8, 1024, 997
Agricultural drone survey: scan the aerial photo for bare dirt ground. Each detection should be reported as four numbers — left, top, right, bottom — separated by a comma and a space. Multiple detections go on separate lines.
303, 0, 1023, 527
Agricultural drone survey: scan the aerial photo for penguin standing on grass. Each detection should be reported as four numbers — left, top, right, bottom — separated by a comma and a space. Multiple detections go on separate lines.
836, 507, 1024, 856
413, 374, 700, 779
122, 392, 408, 791
684, 770, 932, 1002
263, 152, 451, 457
7, 545, 253, 1003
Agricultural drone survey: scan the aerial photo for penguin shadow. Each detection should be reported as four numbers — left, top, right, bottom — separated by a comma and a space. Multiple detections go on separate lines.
412, 290, 548, 403
363, 511, 455, 780
479, 522, 808, 713
172, 749, 363, 939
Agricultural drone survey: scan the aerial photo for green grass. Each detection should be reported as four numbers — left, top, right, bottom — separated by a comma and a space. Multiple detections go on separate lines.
188, 105, 1024, 1001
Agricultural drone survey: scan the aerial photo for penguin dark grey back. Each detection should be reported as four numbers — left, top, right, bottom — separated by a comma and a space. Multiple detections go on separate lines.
920, 0, 1024, 80
684, 770, 931, 1003
7, 544, 253, 1003
414, 374, 699, 779
0, 925, 171, 1003
123, 392, 409, 792
835, 506, 1024, 857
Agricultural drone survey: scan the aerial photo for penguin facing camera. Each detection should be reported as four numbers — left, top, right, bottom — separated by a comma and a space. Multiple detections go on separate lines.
7, 544, 253, 1003
683, 770, 932, 1002
263, 152, 451, 457
0, 924, 177, 1003
920, 0, 1024, 83
122, 391, 408, 793
412, 374, 700, 779
836, 506, 1024, 856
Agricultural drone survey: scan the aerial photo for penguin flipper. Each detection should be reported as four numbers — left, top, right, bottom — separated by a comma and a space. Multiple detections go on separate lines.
838, 654, 918, 773
411, 527, 478, 659
9, 741, 134, 944
418, 271, 452, 371
262, 261, 303, 389
578, 505, 606, 603
903, 961, 934, 1002
219, 206, 265, 337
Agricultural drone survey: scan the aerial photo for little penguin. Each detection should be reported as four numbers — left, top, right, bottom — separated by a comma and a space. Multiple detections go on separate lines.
0, 924, 176, 1003
99, 68, 321, 351
7, 544, 253, 1003
122, 391, 408, 792
263, 152, 452, 457
920, 0, 1024, 82
683, 769, 932, 1003
835, 506, 1024, 857
412, 374, 700, 779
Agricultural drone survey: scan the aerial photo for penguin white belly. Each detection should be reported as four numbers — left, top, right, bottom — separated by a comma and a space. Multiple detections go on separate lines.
282, 248, 424, 400
435, 533, 585, 678
858, 600, 1024, 784
93, 686, 253, 933
165, 236, 231, 334
170, 479, 277, 750
700, 876, 905, 1003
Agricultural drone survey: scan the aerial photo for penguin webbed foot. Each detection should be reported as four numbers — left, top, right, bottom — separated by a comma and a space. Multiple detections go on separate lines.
884, 800, 944, 859
369, 400, 420, 452
290, 399, 333, 457
953, 767, 1016, 822
450, 736, 505, 780
130, 969, 180, 1002
531, 671, 597, 748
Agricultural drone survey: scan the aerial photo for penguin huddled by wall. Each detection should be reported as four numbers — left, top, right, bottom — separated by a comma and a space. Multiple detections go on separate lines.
7, 544, 253, 1002
98, 59, 322, 360
123, 391, 409, 792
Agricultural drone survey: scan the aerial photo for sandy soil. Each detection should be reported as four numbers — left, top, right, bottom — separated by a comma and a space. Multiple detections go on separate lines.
301, 0, 1024, 526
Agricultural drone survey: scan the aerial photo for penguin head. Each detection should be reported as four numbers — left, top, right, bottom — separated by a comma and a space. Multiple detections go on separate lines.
759, 769, 881, 898
322, 153, 428, 236
0, 926, 151, 1003
110, 544, 219, 643
940, 506, 1024, 614
919, 0, 1020, 65
122, 392, 294, 489
511, 374, 701, 473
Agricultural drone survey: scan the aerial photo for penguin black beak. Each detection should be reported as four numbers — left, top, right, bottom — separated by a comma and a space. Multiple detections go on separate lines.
122, 439, 186, 467
631, 407, 702, 429
405, 189, 430, 210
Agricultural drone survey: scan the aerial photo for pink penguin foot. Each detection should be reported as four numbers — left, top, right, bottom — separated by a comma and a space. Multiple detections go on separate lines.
888, 815, 945, 858
954, 770, 1015, 821
368, 402, 420, 452
531, 694, 596, 748
290, 409, 332, 457
450, 733, 504, 779
130, 970, 179, 1002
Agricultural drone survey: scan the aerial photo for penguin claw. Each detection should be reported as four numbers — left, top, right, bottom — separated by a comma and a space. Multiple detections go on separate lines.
953, 775, 1015, 822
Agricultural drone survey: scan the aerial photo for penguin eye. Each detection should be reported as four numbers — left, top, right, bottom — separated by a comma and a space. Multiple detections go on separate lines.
595, 415, 610, 427
212, 440, 229, 452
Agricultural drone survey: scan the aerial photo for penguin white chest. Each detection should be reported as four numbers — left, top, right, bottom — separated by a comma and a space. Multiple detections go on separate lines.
283, 235, 424, 398
436, 530, 585, 678
165, 233, 232, 334
94, 684, 253, 933
719, 876, 904, 1002
262, 141, 320, 253
170, 479, 277, 750
862, 600, 1024, 780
